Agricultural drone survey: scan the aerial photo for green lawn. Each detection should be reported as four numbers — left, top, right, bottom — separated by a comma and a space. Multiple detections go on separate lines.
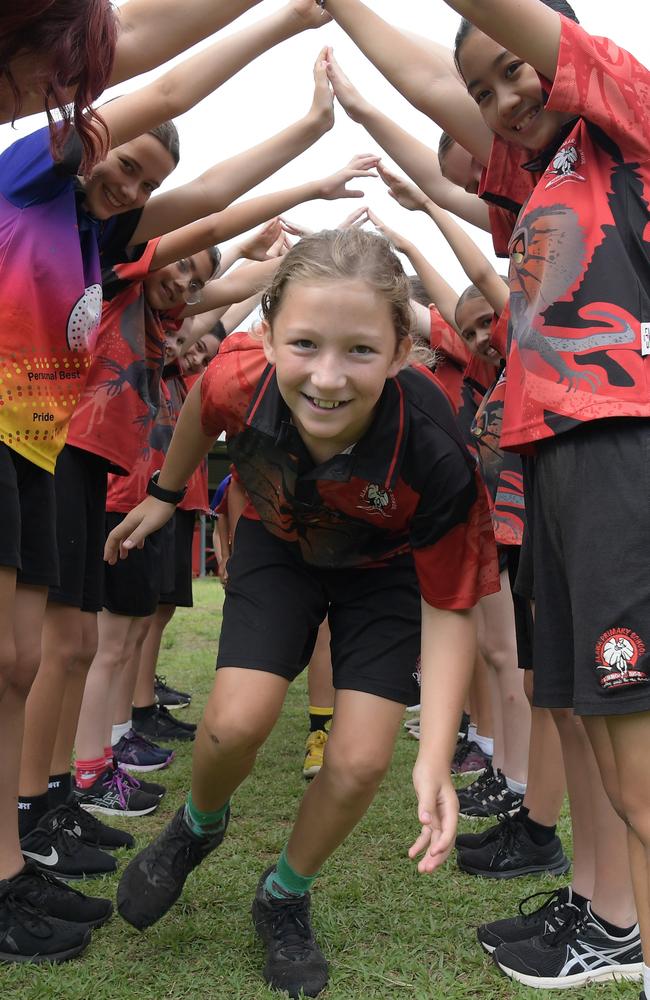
3, 579, 641, 999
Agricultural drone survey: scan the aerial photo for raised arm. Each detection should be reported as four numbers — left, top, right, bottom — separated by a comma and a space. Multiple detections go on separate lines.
323, 0, 492, 164
130, 53, 342, 243
101, 1, 331, 151
326, 53, 490, 231
181, 257, 281, 317
442, 0, 561, 81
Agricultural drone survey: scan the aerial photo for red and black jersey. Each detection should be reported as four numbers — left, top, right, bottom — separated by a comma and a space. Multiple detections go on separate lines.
472, 368, 525, 547
427, 305, 470, 411
200, 336, 499, 610
67, 239, 182, 475
501, 17, 650, 450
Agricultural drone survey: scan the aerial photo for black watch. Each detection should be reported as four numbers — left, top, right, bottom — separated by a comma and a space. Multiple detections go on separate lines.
146, 470, 187, 505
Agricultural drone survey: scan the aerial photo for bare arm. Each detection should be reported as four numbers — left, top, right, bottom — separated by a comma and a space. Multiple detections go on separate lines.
424, 202, 508, 315
323, 0, 492, 163
104, 379, 216, 563
102, 2, 330, 151
410, 603, 476, 873
181, 258, 280, 317
441, 0, 561, 81
326, 54, 490, 231
221, 293, 262, 334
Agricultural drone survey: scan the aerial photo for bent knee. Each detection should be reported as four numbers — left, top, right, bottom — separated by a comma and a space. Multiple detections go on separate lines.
201, 707, 269, 756
321, 745, 391, 795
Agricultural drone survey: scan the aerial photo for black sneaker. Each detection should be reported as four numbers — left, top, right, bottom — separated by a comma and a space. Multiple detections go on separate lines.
477, 886, 579, 954
117, 804, 229, 929
74, 767, 160, 817
116, 767, 166, 799
21, 812, 117, 880
0, 875, 91, 964
251, 867, 329, 998
46, 800, 135, 851
456, 812, 516, 851
456, 766, 498, 814
493, 903, 643, 988
457, 814, 570, 879
133, 704, 196, 742
10, 862, 112, 928
459, 769, 522, 819
154, 674, 191, 709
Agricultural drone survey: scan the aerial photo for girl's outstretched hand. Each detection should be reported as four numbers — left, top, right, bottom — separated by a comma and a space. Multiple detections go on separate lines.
239, 218, 284, 261
409, 759, 458, 874
287, 0, 333, 30
377, 163, 429, 213
104, 497, 176, 565
366, 207, 410, 253
279, 217, 313, 239
308, 48, 335, 134
336, 205, 369, 229
318, 154, 379, 201
324, 49, 368, 123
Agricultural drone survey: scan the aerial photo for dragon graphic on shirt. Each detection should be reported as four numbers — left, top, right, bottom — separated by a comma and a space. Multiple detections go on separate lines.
508, 160, 647, 398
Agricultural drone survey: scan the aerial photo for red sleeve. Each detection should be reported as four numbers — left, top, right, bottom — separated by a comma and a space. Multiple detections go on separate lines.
429, 306, 471, 367
489, 308, 509, 359
547, 17, 650, 164
413, 470, 500, 610
479, 143, 539, 256
200, 334, 266, 439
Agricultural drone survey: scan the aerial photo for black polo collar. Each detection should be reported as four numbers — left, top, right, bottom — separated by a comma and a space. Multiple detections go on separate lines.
245, 366, 409, 489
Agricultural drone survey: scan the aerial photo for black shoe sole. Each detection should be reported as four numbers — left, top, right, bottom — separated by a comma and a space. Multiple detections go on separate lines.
0, 928, 91, 964
458, 855, 571, 879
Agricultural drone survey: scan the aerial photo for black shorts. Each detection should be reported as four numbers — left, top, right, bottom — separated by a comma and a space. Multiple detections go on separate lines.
506, 546, 533, 671
104, 512, 175, 618
159, 509, 195, 608
48, 446, 108, 613
0, 442, 58, 587
217, 517, 421, 705
528, 419, 650, 716
514, 456, 534, 601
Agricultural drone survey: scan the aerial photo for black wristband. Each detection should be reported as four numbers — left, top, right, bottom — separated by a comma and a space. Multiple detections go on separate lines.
146, 470, 187, 505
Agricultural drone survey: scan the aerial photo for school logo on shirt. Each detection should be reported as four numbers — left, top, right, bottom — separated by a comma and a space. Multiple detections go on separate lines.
595, 628, 648, 690
358, 483, 396, 517
66, 283, 103, 352
545, 143, 587, 189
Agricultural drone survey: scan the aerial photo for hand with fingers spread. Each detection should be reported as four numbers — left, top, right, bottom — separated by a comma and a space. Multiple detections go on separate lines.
324, 48, 371, 123
336, 205, 370, 229
377, 163, 429, 212
409, 760, 458, 874
316, 154, 379, 201
279, 216, 314, 239
365, 207, 411, 253
287, 0, 333, 31
308, 47, 335, 135
104, 497, 176, 565
239, 218, 284, 261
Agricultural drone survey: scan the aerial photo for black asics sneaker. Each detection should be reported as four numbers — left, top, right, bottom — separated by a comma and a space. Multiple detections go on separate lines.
0, 875, 90, 963
74, 767, 160, 817
154, 674, 192, 709
251, 868, 329, 999
117, 805, 229, 929
456, 812, 519, 851
457, 814, 570, 879
133, 705, 196, 742
115, 766, 166, 800
21, 812, 117, 880
493, 903, 643, 988
45, 800, 135, 851
10, 862, 112, 928
477, 886, 579, 954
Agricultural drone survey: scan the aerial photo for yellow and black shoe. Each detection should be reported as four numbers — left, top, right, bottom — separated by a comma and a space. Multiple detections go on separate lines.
302, 728, 329, 780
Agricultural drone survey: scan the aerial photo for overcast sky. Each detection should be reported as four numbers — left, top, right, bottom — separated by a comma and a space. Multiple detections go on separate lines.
1, 0, 645, 299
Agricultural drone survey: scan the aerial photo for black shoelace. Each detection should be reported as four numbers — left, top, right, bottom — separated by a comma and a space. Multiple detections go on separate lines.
0, 884, 53, 938
488, 814, 522, 866
518, 887, 567, 922
17, 863, 86, 902
545, 905, 587, 947
268, 896, 314, 961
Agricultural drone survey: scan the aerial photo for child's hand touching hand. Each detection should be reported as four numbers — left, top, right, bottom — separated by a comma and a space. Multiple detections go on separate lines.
377, 163, 429, 212
287, 0, 332, 31
366, 208, 411, 253
325, 49, 370, 123
409, 758, 458, 874
239, 218, 284, 261
317, 154, 379, 201
308, 48, 335, 134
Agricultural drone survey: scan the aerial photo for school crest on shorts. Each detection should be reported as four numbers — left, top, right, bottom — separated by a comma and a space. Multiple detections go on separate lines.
545, 142, 586, 189
595, 628, 648, 690
358, 483, 396, 517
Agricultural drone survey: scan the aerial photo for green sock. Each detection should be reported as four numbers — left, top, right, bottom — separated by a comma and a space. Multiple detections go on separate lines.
183, 792, 229, 838
264, 847, 318, 899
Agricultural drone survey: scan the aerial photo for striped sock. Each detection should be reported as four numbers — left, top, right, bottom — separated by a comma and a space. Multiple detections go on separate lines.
263, 847, 318, 899
183, 792, 229, 838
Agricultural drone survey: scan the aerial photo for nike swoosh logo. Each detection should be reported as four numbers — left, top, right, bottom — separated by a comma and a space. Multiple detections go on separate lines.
23, 847, 59, 866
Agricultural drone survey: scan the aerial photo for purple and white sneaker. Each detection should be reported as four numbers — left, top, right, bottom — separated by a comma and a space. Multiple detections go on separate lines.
74, 767, 160, 817
112, 729, 174, 772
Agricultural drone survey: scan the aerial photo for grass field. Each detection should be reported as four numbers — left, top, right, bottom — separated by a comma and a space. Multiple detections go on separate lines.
3, 578, 641, 1000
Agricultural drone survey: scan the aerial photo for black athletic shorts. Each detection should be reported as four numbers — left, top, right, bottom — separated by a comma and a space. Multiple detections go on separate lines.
217, 516, 421, 705
104, 512, 175, 617
506, 546, 533, 671
159, 508, 195, 608
514, 457, 534, 601
48, 445, 108, 613
0, 442, 58, 587
528, 419, 650, 716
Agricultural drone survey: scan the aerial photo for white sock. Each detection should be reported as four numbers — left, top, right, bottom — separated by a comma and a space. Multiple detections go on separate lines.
643, 962, 650, 997
505, 776, 527, 795
474, 733, 494, 757
468, 724, 478, 743
111, 720, 132, 746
